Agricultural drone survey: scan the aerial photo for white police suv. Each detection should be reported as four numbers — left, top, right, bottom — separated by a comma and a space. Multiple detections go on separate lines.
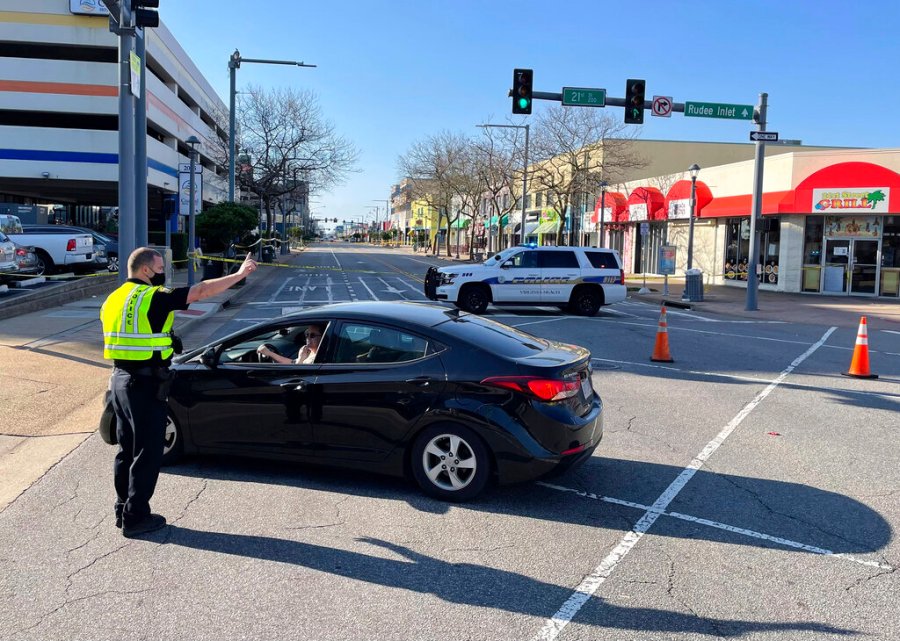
424, 245, 627, 315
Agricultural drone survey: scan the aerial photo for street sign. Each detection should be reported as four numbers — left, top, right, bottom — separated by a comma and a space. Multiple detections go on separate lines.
562, 87, 606, 107
651, 95, 672, 117
750, 131, 779, 142
640, 222, 650, 236
684, 101, 754, 120
178, 163, 203, 174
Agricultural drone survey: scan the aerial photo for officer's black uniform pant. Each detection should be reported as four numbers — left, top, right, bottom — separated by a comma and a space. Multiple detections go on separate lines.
111, 368, 167, 525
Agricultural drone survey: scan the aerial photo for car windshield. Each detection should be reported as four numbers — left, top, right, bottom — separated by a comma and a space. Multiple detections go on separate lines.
483, 247, 519, 265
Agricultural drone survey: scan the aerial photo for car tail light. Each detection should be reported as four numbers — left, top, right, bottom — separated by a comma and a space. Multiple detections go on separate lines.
15, 247, 26, 257
66, 239, 76, 251
619, 268, 625, 285
481, 375, 580, 402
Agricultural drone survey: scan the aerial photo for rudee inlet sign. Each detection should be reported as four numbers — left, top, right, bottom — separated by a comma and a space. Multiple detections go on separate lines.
70, 0, 110, 15
813, 188, 889, 213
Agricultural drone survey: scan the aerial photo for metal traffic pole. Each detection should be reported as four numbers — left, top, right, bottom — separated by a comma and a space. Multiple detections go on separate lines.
746, 93, 768, 311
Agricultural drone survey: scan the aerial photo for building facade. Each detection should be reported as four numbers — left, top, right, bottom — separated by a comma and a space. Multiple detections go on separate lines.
0, 1, 228, 234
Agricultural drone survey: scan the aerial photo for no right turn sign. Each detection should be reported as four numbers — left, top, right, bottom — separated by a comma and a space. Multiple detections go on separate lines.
651, 96, 673, 118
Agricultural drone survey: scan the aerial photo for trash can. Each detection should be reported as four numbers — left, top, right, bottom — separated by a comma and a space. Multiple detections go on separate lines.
683, 268, 704, 302
262, 245, 276, 263
202, 254, 223, 280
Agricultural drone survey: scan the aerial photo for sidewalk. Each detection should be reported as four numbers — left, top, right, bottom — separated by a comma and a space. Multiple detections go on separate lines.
629, 279, 900, 328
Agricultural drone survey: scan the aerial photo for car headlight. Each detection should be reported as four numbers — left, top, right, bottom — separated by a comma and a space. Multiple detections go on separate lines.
440, 272, 457, 285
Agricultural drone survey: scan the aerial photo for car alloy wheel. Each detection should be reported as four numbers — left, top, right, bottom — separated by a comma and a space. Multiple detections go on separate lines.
412, 425, 489, 501
161, 411, 183, 465
107, 255, 118, 272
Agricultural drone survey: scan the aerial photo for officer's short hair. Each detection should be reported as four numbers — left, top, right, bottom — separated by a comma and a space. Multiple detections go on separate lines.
128, 247, 161, 276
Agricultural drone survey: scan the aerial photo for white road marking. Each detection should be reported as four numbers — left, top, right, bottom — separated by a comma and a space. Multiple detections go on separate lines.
533, 326, 837, 641
378, 277, 404, 296
882, 330, 900, 336
537, 482, 893, 571
357, 277, 380, 301
510, 317, 572, 328
398, 277, 423, 294
590, 356, 900, 400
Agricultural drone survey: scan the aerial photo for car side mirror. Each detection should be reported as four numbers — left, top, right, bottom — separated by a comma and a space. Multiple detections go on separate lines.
200, 347, 217, 367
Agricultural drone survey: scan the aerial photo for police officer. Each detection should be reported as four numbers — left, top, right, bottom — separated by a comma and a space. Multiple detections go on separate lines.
101, 247, 257, 537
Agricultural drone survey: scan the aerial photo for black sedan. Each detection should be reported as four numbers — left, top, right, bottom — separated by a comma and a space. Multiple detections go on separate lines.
100, 302, 603, 501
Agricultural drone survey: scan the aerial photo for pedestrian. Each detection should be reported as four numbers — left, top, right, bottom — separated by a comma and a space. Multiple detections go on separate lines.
100, 247, 258, 537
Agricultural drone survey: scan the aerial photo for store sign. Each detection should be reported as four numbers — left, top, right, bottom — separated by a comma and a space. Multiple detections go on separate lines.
629, 203, 648, 221
668, 199, 691, 220
824, 216, 881, 238
581, 212, 595, 232
70, 0, 110, 15
813, 187, 889, 213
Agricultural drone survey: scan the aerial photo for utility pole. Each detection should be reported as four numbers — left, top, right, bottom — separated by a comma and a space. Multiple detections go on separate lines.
227, 51, 316, 202
746, 93, 768, 311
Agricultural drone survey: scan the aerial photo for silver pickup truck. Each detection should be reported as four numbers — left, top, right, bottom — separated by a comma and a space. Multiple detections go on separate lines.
0, 214, 94, 275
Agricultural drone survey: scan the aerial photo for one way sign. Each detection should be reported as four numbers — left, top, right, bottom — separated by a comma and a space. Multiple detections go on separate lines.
750, 131, 779, 142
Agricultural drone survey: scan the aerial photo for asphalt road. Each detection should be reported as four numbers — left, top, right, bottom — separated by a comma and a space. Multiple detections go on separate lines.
1, 244, 898, 641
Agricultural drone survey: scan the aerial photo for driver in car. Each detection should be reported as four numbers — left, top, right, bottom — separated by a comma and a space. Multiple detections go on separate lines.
257, 324, 324, 364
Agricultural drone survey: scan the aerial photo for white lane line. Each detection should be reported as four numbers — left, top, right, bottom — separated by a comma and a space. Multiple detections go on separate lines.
591, 357, 900, 400
357, 276, 380, 301
329, 249, 343, 268
537, 482, 893, 571
510, 317, 572, 328
398, 277, 424, 293
533, 326, 837, 641
326, 274, 334, 304
600, 319, 817, 347
883, 330, 900, 336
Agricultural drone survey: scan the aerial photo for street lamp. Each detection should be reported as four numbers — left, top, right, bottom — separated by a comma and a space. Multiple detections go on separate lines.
477, 123, 529, 250
186, 135, 200, 286
597, 180, 608, 247
686, 163, 701, 271
227, 50, 316, 202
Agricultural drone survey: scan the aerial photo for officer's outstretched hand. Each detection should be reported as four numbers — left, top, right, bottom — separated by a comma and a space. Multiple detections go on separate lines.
237, 252, 258, 278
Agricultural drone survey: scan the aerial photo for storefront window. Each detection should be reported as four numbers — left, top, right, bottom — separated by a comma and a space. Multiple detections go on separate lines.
802, 216, 824, 292
760, 219, 780, 285
881, 216, 900, 297
723, 218, 750, 281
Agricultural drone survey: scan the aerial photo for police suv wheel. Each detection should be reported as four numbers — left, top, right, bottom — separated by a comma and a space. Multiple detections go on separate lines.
570, 288, 602, 316
459, 285, 489, 314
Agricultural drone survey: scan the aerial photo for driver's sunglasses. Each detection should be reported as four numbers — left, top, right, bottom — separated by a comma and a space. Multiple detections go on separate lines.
305, 332, 321, 338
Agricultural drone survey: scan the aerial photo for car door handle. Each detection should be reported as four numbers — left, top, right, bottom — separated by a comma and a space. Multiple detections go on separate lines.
405, 376, 434, 387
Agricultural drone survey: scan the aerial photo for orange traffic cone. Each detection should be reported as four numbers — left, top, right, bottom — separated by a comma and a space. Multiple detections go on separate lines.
844, 316, 878, 379
650, 306, 674, 363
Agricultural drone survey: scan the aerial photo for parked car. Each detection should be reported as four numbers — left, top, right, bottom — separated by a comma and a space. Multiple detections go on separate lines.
12, 242, 40, 276
22, 224, 117, 272
99, 301, 603, 501
0, 230, 19, 284
5, 218, 94, 274
425, 245, 627, 316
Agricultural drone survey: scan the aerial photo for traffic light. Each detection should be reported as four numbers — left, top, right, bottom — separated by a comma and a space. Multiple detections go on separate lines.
624, 79, 645, 124
333, 218, 338, 223
131, 0, 159, 28
511, 69, 533, 115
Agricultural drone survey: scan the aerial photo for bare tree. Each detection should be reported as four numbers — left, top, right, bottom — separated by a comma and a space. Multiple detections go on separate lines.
530, 106, 645, 245
397, 131, 467, 256
211, 85, 358, 238
472, 126, 521, 254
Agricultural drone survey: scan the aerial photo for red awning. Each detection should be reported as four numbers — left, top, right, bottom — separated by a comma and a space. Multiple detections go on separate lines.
700, 190, 796, 218
627, 187, 665, 220
665, 180, 713, 216
593, 192, 627, 223
793, 161, 900, 212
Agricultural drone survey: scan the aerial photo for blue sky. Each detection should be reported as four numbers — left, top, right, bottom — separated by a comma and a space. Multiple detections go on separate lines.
161, 0, 900, 230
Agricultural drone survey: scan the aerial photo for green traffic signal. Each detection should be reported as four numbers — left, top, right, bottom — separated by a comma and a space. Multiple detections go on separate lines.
518, 97, 530, 110
512, 68, 533, 115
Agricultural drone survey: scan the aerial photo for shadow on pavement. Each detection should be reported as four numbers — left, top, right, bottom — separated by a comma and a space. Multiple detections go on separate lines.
159, 524, 857, 637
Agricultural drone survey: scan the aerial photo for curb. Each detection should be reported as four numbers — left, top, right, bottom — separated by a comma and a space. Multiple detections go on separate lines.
0, 276, 118, 321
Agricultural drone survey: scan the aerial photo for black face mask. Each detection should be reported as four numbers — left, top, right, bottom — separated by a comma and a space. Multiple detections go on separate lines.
150, 271, 166, 287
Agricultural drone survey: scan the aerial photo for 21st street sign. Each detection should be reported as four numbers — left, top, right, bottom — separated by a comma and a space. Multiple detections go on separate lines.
684, 101, 754, 120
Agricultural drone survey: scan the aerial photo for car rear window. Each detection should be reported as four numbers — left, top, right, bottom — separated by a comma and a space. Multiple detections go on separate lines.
438, 315, 547, 358
585, 251, 620, 269
540, 251, 579, 268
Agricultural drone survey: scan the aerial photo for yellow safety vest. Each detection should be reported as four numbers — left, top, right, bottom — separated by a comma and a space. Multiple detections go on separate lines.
101, 282, 174, 361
